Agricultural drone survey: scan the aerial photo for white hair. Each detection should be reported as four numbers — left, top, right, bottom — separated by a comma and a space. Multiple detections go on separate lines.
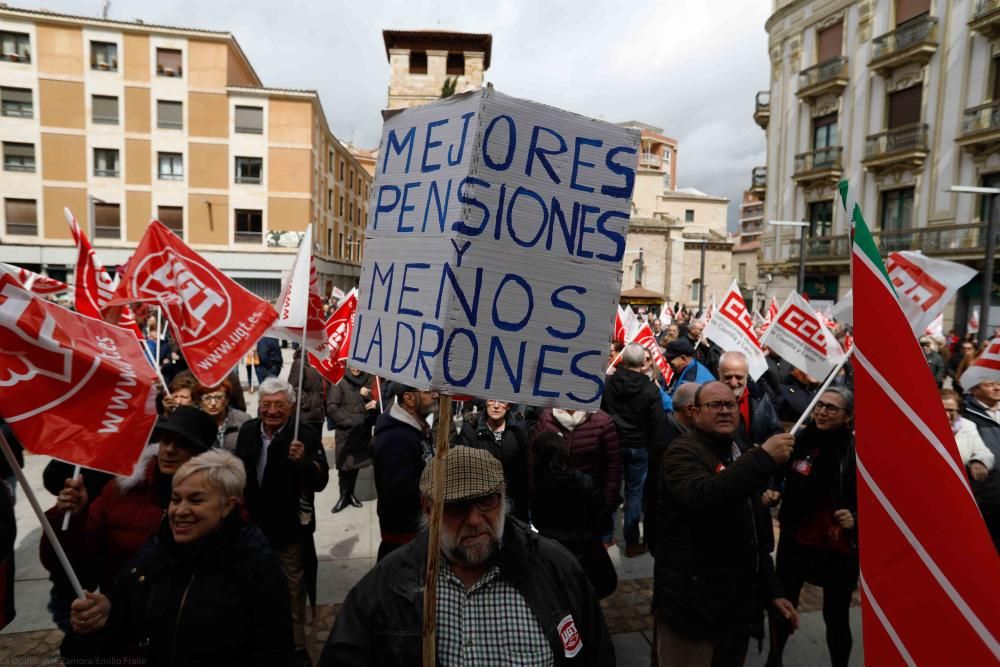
622, 342, 647, 369
257, 376, 296, 403
718, 350, 749, 373
173, 449, 246, 498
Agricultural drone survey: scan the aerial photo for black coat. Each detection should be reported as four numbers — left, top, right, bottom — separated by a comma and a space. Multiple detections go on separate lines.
776, 425, 857, 547
235, 419, 329, 550
654, 428, 782, 639
644, 413, 689, 555
773, 375, 819, 424
92, 515, 293, 666
456, 413, 530, 519
371, 407, 432, 537
601, 367, 665, 450
326, 373, 377, 471
289, 351, 329, 424
736, 380, 783, 449
256, 337, 282, 378
0, 480, 14, 630
321, 517, 614, 666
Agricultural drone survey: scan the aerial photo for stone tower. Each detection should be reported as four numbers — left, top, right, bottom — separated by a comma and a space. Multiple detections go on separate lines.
382, 30, 492, 109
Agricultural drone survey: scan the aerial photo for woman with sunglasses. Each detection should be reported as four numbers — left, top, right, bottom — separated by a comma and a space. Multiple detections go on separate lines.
196, 380, 251, 452
766, 387, 857, 667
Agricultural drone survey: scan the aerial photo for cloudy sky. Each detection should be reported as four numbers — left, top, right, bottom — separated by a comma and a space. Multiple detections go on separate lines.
25, 0, 772, 229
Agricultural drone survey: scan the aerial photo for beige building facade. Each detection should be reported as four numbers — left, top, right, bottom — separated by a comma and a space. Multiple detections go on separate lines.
619, 118, 731, 310
754, 0, 999, 329
0, 7, 370, 297
383, 30, 490, 110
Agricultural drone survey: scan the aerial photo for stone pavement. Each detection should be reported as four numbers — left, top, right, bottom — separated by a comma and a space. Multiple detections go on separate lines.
0, 348, 864, 664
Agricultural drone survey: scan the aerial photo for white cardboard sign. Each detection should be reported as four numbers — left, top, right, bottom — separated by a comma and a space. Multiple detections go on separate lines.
349, 87, 640, 410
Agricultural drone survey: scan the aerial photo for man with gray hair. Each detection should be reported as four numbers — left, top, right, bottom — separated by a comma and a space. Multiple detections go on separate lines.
322, 446, 614, 666
235, 376, 329, 667
602, 342, 666, 557
717, 350, 782, 450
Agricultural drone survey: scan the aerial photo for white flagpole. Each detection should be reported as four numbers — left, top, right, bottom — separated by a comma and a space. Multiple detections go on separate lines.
788, 348, 855, 435
0, 431, 84, 598
154, 306, 163, 368
60, 465, 81, 531
293, 325, 308, 441
375, 375, 384, 413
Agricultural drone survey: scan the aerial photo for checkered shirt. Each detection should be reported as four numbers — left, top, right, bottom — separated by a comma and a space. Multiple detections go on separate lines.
436, 560, 554, 667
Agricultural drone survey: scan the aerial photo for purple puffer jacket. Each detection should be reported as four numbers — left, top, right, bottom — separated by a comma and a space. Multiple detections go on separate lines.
532, 409, 622, 510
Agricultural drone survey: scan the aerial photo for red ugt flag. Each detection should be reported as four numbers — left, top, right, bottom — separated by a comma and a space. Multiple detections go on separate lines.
632, 322, 674, 385
0, 275, 157, 475
65, 209, 142, 339
0, 263, 68, 296
842, 181, 1000, 665
310, 289, 357, 385
107, 220, 277, 386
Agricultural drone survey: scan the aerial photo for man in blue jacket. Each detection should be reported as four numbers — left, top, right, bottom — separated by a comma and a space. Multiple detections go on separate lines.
661, 338, 715, 412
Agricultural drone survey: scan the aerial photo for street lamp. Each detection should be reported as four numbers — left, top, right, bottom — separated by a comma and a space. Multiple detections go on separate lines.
686, 237, 709, 314
769, 220, 810, 293
950, 185, 1000, 338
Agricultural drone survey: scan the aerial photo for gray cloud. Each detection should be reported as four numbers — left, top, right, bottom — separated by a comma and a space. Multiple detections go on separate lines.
24, 0, 770, 229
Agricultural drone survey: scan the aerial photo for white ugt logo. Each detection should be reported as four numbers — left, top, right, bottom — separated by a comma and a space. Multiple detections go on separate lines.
0, 282, 72, 386
140, 256, 224, 338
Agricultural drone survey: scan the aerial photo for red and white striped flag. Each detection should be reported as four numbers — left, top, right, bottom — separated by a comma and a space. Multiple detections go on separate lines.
65, 209, 142, 339
270, 226, 332, 363
0, 264, 68, 296
702, 280, 767, 379
959, 334, 1000, 390
968, 305, 981, 335
632, 322, 674, 385
766, 295, 779, 324
310, 289, 358, 385
841, 180, 1000, 665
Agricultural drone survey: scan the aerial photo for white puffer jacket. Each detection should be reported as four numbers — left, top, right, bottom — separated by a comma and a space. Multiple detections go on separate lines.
955, 417, 995, 470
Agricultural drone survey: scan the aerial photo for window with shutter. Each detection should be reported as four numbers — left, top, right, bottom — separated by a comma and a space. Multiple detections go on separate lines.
3, 142, 34, 172
1, 87, 32, 117
92, 95, 119, 124
94, 149, 119, 177
157, 101, 182, 129
895, 0, 930, 26
156, 48, 182, 77
94, 203, 121, 239
4, 198, 36, 235
91, 42, 117, 70
234, 106, 263, 134
158, 206, 183, 238
888, 85, 922, 128
817, 21, 843, 62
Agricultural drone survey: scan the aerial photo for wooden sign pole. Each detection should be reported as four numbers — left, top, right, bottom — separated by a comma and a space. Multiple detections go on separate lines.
422, 395, 452, 667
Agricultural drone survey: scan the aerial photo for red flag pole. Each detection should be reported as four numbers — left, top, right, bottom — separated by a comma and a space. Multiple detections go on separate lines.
0, 431, 84, 598
788, 348, 855, 435
375, 376, 384, 413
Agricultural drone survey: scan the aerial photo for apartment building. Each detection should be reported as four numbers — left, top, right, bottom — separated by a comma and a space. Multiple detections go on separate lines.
753, 0, 1000, 329
0, 6, 370, 298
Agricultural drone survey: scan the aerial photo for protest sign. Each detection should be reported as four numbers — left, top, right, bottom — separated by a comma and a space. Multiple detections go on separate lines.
760, 291, 845, 380
310, 289, 358, 385
959, 334, 1000, 389
0, 264, 68, 296
0, 275, 157, 475
885, 251, 976, 336
107, 220, 277, 386
349, 87, 639, 410
703, 279, 767, 379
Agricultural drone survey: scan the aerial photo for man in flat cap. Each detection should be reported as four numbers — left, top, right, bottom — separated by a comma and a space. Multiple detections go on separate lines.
320, 446, 614, 666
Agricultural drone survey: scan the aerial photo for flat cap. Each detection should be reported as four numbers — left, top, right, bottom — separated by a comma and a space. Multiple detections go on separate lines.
419, 446, 505, 502
665, 337, 695, 360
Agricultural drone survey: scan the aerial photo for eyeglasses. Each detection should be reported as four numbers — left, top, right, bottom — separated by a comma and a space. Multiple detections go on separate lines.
813, 401, 848, 415
699, 400, 738, 413
443, 494, 501, 517
201, 393, 227, 404
259, 401, 290, 411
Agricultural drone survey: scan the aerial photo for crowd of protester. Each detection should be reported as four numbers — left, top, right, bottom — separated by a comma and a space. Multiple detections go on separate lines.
0, 302, 998, 667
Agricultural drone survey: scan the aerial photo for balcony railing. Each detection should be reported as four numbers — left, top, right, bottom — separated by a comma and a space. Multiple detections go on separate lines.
971, 0, 1000, 38
639, 152, 662, 168
962, 101, 1000, 135
754, 91, 770, 129
784, 223, 989, 263
864, 123, 929, 159
871, 15, 938, 72
94, 225, 120, 239
751, 166, 767, 189
4, 222, 36, 236
794, 146, 843, 174
798, 56, 848, 97
234, 230, 263, 244
741, 203, 764, 219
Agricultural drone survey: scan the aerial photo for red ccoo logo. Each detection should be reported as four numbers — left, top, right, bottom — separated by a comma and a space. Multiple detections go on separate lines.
778, 304, 827, 355
721, 292, 758, 343
886, 254, 946, 313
